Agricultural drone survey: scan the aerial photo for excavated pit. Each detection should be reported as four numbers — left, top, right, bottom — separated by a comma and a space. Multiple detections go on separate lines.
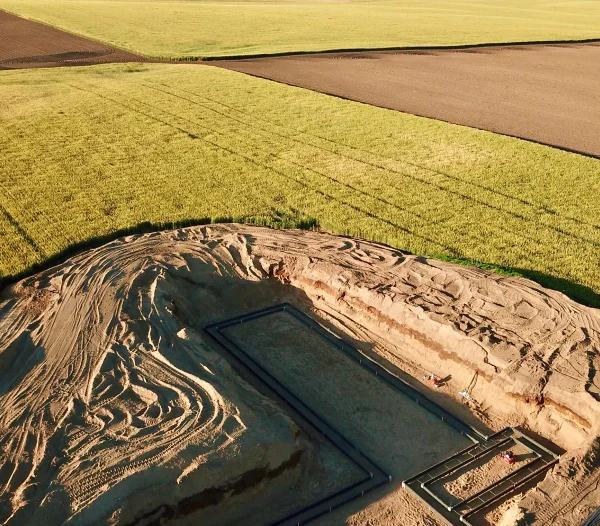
0, 224, 598, 525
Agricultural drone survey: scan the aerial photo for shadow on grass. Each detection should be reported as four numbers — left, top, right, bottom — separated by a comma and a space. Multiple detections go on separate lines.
1, 212, 598, 310
430, 253, 600, 309
188, 37, 600, 62
0, 210, 318, 292
515, 268, 600, 309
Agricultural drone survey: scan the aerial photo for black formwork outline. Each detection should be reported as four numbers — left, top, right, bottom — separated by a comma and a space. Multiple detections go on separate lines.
419, 435, 541, 511
205, 303, 392, 526
205, 303, 560, 526
403, 429, 560, 525
582, 507, 600, 526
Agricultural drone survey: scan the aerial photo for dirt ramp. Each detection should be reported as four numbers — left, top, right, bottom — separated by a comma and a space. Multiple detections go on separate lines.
213, 43, 600, 158
0, 10, 144, 69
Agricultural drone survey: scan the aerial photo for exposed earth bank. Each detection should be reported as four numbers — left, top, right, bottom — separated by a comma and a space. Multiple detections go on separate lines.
0, 224, 599, 525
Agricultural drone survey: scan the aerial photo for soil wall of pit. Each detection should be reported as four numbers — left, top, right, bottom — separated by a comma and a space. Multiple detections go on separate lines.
1, 224, 599, 525
284, 255, 600, 451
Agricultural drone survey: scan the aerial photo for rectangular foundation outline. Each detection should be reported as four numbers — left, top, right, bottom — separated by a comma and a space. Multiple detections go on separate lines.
421, 437, 541, 512
205, 302, 559, 526
205, 304, 391, 526
404, 429, 559, 525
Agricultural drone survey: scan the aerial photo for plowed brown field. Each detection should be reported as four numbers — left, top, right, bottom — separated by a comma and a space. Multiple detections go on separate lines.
0, 9, 144, 69
213, 43, 600, 158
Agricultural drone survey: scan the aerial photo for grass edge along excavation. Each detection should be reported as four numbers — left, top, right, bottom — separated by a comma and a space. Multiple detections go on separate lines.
0, 64, 599, 308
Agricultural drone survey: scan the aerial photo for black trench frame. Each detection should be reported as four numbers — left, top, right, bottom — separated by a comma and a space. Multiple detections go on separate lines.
204, 302, 559, 526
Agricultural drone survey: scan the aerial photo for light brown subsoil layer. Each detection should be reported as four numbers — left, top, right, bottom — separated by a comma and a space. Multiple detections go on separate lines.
224, 311, 471, 479
1, 224, 600, 525
213, 43, 600, 157
0, 10, 144, 69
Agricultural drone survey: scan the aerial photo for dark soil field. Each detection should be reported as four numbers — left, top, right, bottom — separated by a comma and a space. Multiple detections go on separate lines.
213, 43, 600, 158
3, 8, 599, 159
0, 9, 144, 69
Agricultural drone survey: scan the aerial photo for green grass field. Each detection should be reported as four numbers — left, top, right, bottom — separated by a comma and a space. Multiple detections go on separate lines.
1, 63, 599, 305
1, 0, 600, 58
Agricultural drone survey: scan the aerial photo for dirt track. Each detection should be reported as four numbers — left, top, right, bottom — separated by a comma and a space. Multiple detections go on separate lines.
0, 10, 144, 69
213, 43, 600, 158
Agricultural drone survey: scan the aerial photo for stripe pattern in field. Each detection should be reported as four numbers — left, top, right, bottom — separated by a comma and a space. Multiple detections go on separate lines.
213, 42, 600, 159
0, 65, 599, 304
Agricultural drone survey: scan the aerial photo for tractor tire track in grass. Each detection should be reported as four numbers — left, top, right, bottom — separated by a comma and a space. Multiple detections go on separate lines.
67, 81, 458, 255
148, 81, 600, 241
130, 81, 600, 273
1, 65, 599, 306
0, 202, 44, 259
162, 81, 600, 233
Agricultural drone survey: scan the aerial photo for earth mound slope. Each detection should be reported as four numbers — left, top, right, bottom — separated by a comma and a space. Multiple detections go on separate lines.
0, 224, 599, 525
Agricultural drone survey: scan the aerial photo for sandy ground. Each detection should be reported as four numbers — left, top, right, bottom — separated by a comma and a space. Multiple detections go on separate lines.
224, 311, 472, 478
0, 10, 144, 69
435, 441, 533, 502
1, 224, 600, 525
213, 43, 600, 158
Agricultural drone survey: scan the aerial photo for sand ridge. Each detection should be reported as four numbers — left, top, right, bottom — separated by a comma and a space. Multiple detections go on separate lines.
1, 224, 599, 525
0, 229, 310, 525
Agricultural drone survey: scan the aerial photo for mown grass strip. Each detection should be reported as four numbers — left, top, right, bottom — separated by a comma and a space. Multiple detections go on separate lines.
0, 64, 598, 306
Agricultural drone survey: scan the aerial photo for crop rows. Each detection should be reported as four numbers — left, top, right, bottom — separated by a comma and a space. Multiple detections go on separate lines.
0, 64, 599, 305
2, 0, 600, 59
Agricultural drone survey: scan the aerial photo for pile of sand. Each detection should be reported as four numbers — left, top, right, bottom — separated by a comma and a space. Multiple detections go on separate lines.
1, 224, 599, 525
0, 227, 306, 525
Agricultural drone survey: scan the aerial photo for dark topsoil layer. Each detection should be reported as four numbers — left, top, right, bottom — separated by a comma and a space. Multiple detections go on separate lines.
0, 9, 143, 69
2, 8, 599, 157
213, 43, 600, 158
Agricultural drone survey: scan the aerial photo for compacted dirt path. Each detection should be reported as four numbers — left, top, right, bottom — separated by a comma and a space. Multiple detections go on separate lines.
213, 43, 600, 158
0, 9, 144, 69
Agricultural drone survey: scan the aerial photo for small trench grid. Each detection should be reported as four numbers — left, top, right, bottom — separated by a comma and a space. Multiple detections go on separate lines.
205, 303, 559, 526
404, 429, 558, 525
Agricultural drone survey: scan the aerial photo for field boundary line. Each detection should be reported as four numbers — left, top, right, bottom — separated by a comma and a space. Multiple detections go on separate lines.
1, 7, 599, 65
200, 38, 600, 62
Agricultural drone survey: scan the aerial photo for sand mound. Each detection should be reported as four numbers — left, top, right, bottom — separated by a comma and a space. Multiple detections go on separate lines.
1, 224, 599, 525
0, 227, 307, 525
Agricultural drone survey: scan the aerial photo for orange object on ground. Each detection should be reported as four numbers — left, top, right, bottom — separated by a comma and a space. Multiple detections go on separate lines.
502, 451, 516, 464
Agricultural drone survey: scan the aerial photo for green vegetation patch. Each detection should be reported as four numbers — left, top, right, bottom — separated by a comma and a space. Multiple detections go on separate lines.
0, 64, 599, 305
1, 0, 600, 58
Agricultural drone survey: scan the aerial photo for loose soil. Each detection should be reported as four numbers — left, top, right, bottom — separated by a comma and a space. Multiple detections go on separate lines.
0, 9, 144, 69
434, 441, 534, 503
1, 224, 599, 525
213, 43, 600, 158
224, 311, 471, 480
